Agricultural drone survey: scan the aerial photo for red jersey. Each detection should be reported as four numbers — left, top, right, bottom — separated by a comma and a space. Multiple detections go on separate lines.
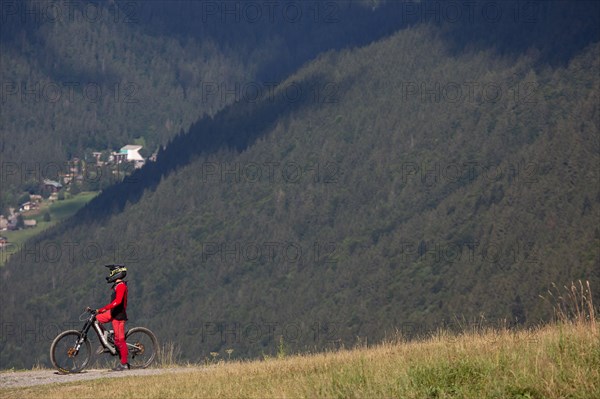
98, 281, 128, 320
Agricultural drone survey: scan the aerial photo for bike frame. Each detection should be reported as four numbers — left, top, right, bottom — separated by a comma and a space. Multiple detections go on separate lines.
78, 311, 117, 356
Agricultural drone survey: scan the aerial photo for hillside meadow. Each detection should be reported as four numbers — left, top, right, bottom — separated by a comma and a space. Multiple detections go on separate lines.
0, 192, 97, 266
1, 319, 598, 399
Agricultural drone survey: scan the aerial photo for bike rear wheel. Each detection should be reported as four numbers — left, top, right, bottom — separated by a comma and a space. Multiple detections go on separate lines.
50, 330, 91, 373
126, 327, 158, 368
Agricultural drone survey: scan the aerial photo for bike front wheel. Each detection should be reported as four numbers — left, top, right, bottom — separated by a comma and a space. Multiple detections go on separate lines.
126, 327, 158, 369
50, 330, 91, 373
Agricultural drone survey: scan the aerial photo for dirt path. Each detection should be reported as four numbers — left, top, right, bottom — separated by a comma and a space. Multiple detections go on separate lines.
0, 367, 202, 389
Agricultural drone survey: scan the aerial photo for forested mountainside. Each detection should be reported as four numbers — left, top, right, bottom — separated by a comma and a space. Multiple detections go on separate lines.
2, 8, 598, 367
2, 0, 598, 209
1, 0, 416, 210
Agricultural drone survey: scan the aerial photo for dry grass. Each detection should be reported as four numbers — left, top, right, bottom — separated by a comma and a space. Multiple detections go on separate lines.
2, 321, 598, 399
541, 280, 596, 332
156, 341, 181, 368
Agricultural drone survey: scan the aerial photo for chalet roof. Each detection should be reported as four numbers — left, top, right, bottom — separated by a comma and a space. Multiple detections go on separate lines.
43, 179, 63, 188
120, 145, 143, 151
119, 145, 144, 161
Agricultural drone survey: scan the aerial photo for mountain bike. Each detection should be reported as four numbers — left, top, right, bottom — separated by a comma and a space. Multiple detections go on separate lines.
50, 308, 158, 373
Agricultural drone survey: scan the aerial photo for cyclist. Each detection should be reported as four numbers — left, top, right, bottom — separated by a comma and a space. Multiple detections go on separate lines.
96, 264, 130, 371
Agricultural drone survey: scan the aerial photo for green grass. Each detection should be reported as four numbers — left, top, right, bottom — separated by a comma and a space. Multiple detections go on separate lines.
1, 321, 598, 399
48, 192, 97, 220
0, 192, 97, 266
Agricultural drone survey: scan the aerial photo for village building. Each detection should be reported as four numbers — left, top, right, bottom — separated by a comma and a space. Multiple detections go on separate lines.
23, 219, 37, 228
19, 201, 38, 212
118, 145, 145, 168
7, 217, 17, 231
0, 217, 8, 231
43, 179, 63, 192
92, 152, 104, 165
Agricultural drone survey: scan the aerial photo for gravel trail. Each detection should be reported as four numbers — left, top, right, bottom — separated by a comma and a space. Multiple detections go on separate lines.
0, 367, 201, 389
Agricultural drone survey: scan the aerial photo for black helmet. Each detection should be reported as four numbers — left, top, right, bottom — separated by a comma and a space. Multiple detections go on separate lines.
105, 264, 127, 284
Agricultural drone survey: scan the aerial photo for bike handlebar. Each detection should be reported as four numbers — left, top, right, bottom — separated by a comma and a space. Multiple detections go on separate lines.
79, 307, 97, 321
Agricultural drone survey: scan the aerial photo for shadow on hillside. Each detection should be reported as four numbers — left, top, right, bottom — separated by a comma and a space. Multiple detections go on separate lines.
64, 1, 600, 225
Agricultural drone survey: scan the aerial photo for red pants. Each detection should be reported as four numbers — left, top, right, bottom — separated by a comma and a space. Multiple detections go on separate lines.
97, 312, 128, 364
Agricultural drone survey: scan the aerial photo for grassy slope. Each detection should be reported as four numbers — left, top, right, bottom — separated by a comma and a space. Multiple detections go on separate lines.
2, 321, 598, 399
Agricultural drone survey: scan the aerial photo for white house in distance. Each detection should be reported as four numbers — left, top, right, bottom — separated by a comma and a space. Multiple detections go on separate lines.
117, 145, 145, 168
